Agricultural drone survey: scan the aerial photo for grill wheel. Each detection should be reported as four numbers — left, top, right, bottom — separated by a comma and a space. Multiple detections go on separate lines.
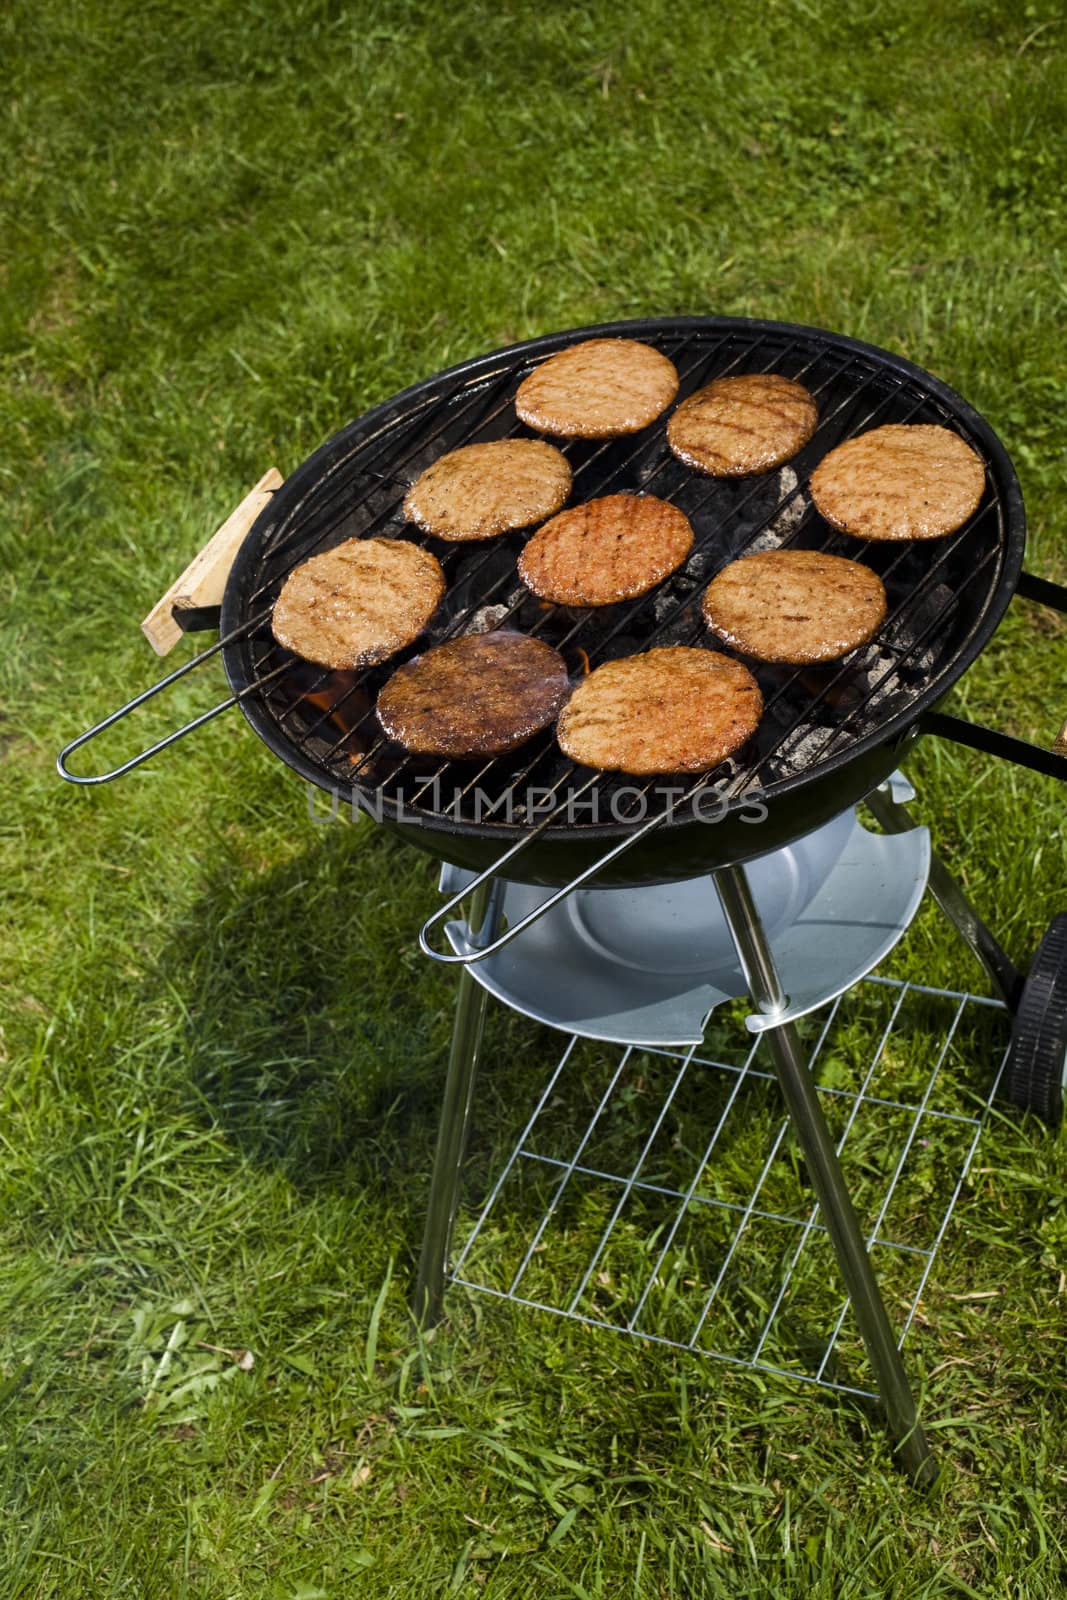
1000, 914, 1067, 1126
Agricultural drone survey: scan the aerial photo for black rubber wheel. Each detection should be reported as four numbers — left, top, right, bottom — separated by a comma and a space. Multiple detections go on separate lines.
1000, 914, 1067, 1126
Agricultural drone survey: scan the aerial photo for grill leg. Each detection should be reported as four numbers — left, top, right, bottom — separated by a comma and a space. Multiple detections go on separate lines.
866, 785, 1022, 1007
713, 862, 937, 1487
412, 877, 504, 1330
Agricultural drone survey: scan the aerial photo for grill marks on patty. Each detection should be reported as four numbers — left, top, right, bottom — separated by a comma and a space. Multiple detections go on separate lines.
702, 549, 887, 665
557, 647, 764, 775
271, 537, 446, 670
811, 423, 985, 541
668, 373, 817, 476
667, 373, 818, 477
404, 439, 572, 541
518, 493, 694, 607
273, 351, 970, 779
375, 631, 570, 757
515, 338, 680, 438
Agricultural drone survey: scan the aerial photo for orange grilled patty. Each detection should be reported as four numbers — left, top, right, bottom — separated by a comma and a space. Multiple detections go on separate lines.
515, 338, 679, 439
702, 549, 887, 665
403, 438, 572, 541
667, 373, 818, 476
810, 423, 985, 541
518, 493, 694, 607
271, 537, 446, 670
556, 646, 763, 775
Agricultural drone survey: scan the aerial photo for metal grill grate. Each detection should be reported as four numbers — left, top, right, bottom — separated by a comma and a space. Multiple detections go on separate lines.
222, 318, 1022, 839
446, 977, 1007, 1399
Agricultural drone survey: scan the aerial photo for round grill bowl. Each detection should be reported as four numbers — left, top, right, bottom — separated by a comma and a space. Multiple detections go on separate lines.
220, 316, 1025, 887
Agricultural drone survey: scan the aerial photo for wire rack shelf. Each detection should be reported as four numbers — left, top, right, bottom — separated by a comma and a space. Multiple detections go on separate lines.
448, 976, 1008, 1401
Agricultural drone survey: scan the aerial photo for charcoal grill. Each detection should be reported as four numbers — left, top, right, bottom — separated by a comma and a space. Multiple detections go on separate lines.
59, 316, 1067, 1485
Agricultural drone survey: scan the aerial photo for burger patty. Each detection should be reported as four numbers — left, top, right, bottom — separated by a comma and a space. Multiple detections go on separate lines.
515, 338, 679, 438
667, 373, 818, 476
375, 630, 570, 757
404, 439, 572, 541
810, 423, 985, 541
702, 549, 887, 665
518, 493, 694, 606
271, 537, 446, 670
556, 647, 763, 775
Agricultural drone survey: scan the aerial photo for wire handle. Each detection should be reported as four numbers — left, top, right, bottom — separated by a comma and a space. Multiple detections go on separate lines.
56, 636, 240, 785
419, 800, 679, 966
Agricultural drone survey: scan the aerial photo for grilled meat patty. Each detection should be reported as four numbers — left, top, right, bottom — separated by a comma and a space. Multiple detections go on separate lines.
810, 423, 985, 540
404, 439, 572, 541
271, 537, 445, 670
375, 630, 570, 757
667, 373, 818, 477
556, 647, 763, 775
518, 493, 694, 607
702, 549, 887, 665
515, 338, 679, 438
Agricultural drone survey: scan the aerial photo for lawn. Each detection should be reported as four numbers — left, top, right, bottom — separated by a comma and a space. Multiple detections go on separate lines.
2, 0, 1066, 1595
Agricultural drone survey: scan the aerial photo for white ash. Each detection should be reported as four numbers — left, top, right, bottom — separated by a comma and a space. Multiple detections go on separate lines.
767, 467, 809, 540
464, 604, 512, 634
682, 546, 717, 581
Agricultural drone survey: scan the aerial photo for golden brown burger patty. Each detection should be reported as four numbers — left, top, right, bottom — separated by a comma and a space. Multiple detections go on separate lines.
667, 373, 818, 477
702, 549, 887, 665
518, 493, 694, 606
271, 537, 446, 670
556, 647, 763, 775
403, 439, 572, 541
810, 423, 985, 541
515, 338, 679, 438
375, 631, 570, 757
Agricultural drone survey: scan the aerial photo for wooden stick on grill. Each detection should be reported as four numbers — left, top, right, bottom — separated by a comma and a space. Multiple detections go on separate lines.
141, 467, 283, 656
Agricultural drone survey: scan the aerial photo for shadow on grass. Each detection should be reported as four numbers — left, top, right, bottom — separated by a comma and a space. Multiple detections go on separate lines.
147, 817, 998, 1417
151, 821, 567, 1221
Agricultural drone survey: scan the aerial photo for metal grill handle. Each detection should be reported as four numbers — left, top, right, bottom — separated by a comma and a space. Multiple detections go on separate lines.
922, 568, 1067, 782
419, 800, 681, 965
58, 469, 286, 784
56, 639, 240, 785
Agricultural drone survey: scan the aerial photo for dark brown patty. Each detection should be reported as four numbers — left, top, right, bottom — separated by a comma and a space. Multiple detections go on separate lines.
556, 647, 763, 775
667, 373, 818, 476
518, 493, 694, 606
271, 538, 446, 670
515, 338, 680, 438
403, 439, 572, 541
702, 549, 887, 665
810, 423, 985, 541
375, 631, 570, 757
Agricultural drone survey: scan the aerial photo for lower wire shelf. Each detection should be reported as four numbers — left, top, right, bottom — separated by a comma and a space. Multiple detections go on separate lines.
448, 977, 1009, 1402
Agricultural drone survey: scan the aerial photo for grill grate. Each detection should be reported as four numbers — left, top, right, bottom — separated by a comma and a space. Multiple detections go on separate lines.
448, 977, 1007, 1399
222, 319, 1020, 837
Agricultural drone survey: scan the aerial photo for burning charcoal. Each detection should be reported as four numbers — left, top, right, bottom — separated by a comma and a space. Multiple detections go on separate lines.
882, 582, 956, 651
652, 607, 702, 648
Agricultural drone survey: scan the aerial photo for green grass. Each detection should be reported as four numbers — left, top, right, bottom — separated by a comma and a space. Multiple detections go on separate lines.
2, 0, 1067, 1593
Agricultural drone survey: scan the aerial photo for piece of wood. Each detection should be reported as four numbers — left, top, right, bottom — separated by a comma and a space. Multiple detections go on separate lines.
141, 467, 284, 656
1054, 717, 1067, 759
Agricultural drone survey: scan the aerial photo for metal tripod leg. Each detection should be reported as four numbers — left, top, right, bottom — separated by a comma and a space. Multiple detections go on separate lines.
412, 877, 505, 1330
866, 785, 1022, 1008
713, 863, 937, 1487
